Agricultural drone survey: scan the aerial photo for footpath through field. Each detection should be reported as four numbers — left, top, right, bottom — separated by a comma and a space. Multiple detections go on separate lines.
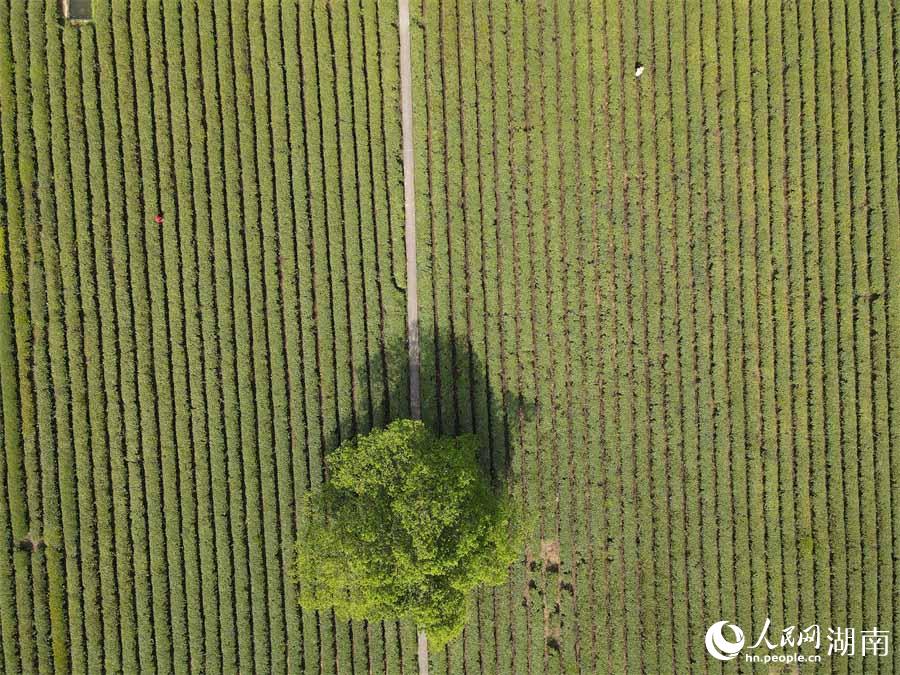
396, 0, 428, 673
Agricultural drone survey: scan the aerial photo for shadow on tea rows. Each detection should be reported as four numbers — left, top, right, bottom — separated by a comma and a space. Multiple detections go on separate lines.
319, 324, 536, 497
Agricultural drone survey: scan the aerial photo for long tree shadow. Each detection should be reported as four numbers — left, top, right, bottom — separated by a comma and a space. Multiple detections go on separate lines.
321, 324, 535, 495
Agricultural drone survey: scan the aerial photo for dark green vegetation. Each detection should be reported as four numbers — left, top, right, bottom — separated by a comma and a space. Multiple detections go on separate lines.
409, 0, 899, 673
293, 419, 520, 648
0, 0, 898, 673
0, 0, 413, 672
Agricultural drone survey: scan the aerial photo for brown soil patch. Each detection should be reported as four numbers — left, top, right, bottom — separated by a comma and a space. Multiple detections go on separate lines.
540, 538, 561, 572
16, 535, 45, 553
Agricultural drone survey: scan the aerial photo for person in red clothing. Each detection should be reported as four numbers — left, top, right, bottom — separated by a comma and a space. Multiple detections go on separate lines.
154, 213, 164, 224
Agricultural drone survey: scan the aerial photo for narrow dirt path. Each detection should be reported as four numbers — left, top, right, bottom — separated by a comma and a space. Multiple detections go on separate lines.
398, 0, 420, 421
396, 0, 427, 673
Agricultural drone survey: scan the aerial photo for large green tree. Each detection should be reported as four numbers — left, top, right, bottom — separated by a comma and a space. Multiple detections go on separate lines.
293, 419, 520, 647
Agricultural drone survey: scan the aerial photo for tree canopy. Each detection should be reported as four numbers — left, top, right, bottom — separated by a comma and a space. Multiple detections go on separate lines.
293, 419, 520, 647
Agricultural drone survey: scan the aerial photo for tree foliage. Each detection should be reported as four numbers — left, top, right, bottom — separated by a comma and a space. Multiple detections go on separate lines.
293, 419, 520, 647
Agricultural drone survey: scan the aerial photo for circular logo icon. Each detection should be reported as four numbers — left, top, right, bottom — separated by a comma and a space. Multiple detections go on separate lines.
705, 620, 745, 661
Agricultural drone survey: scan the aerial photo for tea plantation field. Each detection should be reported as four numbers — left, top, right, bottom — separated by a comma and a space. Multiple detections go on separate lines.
410, 0, 898, 671
1, 0, 412, 672
1, 0, 898, 673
